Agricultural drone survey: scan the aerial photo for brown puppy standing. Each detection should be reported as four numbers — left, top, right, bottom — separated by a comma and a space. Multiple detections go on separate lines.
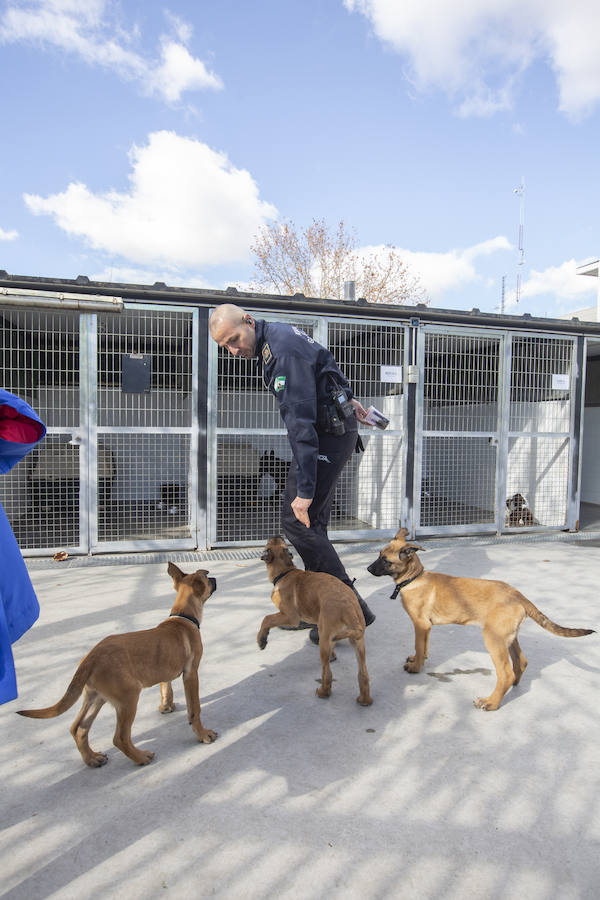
258, 536, 372, 706
368, 528, 594, 710
17, 563, 217, 767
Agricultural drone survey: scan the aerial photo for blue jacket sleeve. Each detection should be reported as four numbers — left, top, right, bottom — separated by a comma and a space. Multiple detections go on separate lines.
271, 354, 319, 498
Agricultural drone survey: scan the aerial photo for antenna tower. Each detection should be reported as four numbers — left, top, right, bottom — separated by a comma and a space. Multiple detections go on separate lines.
513, 177, 525, 303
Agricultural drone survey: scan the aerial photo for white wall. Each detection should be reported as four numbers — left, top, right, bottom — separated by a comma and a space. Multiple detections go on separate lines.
581, 407, 600, 503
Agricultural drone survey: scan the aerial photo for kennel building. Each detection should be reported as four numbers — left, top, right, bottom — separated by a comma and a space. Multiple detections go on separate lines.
1, 272, 599, 557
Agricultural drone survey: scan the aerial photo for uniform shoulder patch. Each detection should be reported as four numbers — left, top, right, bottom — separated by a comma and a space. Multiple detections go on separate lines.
262, 343, 273, 365
274, 375, 286, 392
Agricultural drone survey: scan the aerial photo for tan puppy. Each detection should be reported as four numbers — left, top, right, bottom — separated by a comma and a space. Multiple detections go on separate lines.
258, 536, 372, 706
17, 563, 217, 767
368, 528, 594, 710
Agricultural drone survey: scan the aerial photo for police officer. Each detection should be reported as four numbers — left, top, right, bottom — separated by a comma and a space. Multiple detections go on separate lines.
209, 304, 376, 642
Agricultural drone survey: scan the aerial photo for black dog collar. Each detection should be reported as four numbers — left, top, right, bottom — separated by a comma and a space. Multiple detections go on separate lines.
390, 572, 423, 599
272, 569, 295, 588
170, 612, 200, 629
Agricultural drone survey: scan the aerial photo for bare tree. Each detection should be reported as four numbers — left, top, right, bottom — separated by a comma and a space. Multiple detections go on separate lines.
249, 218, 427, 305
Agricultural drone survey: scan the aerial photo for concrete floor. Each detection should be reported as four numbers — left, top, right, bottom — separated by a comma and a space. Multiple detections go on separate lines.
2, 539, 600, 900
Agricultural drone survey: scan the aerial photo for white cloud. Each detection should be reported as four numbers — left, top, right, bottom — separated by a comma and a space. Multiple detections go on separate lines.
359, 236, 512, 301
0, 0, 222, 103
520, 259, 598, 303
24, 130, 277, 268
0, 226, 18, 241
89, 265, 210, 289
344, 0, 600, 118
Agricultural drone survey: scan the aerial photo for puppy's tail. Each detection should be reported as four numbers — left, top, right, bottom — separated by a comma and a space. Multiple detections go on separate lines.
16, 654, 93, 719
521, 598, 595, 638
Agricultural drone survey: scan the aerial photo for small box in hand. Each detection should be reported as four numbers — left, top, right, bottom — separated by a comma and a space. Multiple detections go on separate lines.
364, 406, 389, 429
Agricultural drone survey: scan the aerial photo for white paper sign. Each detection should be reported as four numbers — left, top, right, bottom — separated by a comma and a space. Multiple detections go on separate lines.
551, 373, 570, 390
380, 365, 403, 383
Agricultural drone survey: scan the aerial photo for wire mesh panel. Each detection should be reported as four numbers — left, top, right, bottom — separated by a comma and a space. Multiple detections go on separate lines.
505, 335, 574, 529
420, 436, 497, 527
416, 329, 502, 533
96, 433, 191, 542
93, 307, 197, 549
328, 320, 405, 535
0, 306, 84, 553
211, 316, 406, 544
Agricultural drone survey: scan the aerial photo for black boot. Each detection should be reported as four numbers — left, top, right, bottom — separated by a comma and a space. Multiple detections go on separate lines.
351, 579, 376, 626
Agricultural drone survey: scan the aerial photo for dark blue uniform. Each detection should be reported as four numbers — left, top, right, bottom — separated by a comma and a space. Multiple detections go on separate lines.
255, 319, 358, 587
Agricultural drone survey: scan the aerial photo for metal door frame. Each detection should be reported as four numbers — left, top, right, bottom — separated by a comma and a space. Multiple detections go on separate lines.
207, 311, 409, 546
501, 329, 578, 535
414, 324, 506, 536
89, 303, 199, 553
414, 325, 579, 536
207, 309, 320, 547
325, 314, 409, 542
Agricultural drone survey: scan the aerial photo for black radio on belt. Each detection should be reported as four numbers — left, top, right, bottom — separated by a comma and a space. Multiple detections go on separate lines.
318, 380, 355, 436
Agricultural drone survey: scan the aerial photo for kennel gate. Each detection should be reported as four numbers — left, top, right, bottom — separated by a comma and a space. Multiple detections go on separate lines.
414, 326, 577, 535
0, 303, 199, 555
208, 313, 408, 546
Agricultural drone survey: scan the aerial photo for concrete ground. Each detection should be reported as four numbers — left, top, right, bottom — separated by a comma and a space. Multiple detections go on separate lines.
2, 537, 600, 900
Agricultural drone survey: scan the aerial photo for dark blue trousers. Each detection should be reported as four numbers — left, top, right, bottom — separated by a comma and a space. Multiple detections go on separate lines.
281, 426, 357, 587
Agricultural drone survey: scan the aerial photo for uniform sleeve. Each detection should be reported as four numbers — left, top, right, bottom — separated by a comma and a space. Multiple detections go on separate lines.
271, 353, 319, 498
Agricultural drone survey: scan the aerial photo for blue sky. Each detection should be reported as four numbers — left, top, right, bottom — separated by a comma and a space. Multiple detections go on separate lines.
1, 0, 600, 318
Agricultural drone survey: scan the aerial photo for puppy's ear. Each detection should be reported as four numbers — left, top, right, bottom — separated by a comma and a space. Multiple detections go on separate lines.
399, 545, 424, 558
284, 548, 294, 562
191, 573, 209, 595
395, 526, 409, 541
260, 548, 273, 563
168, 561, 185, 587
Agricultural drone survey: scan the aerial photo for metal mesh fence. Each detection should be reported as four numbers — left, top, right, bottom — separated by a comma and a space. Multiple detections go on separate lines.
420, 436, 497, 527
423, 332, 500, 432
98, 309, 193, 428
0, 304, 196, 553
96, 432, 192, 542
5, 434, 81, 550
0, 307, 81, 551
213, 318, 406, 542
0, 307, 80, 427
95, 308, 196, 548
506, 336, 574, 529
328, 320, 405, 534
505, 436, 570, 527
510, 336, 572, 433
418, 331, 501, 531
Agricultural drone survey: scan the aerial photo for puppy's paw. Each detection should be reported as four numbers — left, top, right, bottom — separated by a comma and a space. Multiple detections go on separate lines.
257, 632, 268, 650
197, 729, 217, 744
86, 752, 108, 768
404, 660, 421, 673
158, 702, 176, 714
474, 697, 499, 711
316, 686, 331, 699
356, 695, 373, 706
136, 750, 155, 765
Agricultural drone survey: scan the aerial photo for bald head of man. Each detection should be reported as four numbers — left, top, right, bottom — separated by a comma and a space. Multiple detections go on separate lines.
209, 304, 257, 359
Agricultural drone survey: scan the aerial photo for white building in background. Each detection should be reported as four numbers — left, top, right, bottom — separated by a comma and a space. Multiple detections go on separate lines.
569, 258, 600, 323
574, 259, 600, 505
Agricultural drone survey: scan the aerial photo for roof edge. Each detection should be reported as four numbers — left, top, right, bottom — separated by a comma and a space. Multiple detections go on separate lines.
2, 271, 600, 335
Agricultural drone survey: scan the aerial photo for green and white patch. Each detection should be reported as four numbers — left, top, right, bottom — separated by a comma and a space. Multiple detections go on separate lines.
274, 375, 286, 392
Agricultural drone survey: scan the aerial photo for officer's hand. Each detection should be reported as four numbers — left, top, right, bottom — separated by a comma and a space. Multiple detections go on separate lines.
351, 398, 372, 425
291, 496, 312, 528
